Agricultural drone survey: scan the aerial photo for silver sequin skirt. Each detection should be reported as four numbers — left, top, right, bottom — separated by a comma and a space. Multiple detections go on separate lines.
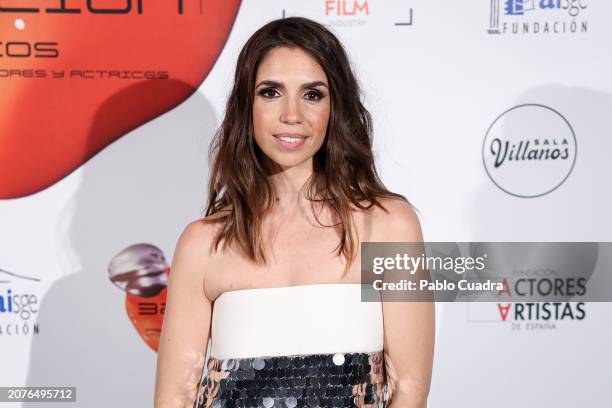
194, 350, 388, 408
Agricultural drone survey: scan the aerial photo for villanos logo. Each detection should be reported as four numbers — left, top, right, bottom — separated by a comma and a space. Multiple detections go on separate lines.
482, 104, 577, 198
487, 0, 588, 35
0, 267, 41, 336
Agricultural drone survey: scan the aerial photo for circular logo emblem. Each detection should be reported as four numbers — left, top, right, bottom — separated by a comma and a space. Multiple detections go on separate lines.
482, 104, 577, 198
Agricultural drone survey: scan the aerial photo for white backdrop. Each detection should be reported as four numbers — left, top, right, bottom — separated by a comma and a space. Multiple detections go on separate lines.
1, 1, 611, 407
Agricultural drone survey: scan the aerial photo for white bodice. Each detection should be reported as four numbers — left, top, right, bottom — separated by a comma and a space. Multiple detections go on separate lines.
210, 283, 384, 360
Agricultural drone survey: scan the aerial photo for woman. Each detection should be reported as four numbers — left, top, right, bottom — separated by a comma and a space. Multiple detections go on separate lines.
154, 16, 434, 408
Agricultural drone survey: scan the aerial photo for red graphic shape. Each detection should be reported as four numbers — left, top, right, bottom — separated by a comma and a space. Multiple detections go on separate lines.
126, 288, 167, 352
0, 1, 241, 198
497, 303, 511, 321
498, 277, 512, 296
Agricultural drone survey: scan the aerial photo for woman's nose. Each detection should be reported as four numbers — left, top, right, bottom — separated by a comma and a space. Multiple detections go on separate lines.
280, 97, 302, 124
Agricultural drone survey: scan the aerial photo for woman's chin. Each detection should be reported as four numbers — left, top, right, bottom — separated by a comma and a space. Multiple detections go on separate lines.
266, 154, 314, 171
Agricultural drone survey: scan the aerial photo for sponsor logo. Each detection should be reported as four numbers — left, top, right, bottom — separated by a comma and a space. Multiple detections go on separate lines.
487, 0, 588, 35
108, 243, 169, 352
482, 104, 577, 198
494, 275, 586, 330
0, 268, 40, 336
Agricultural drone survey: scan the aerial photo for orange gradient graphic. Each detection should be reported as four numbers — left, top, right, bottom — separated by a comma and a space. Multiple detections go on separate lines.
0, 1, 241, 198
108, 243, 170, 352
125, 284, 168, 351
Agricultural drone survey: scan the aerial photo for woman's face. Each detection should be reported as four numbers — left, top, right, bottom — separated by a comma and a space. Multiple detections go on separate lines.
252, 46, 331, 171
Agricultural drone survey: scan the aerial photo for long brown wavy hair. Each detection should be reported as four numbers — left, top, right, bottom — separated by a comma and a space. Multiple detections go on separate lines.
204, 16, 414, 277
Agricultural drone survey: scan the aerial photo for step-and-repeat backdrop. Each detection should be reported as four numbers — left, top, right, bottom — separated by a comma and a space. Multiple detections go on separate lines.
1, 1, 610, 407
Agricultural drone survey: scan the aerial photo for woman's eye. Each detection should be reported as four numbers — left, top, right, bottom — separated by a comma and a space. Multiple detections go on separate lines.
305, 90, 323, 101
257, 88, 323, 101
258, 88, 279, 98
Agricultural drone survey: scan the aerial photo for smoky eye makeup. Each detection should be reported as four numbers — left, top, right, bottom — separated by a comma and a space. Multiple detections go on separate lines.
255, 87, 326, 101
305, 89, 325, 101
256, 87, 279, 98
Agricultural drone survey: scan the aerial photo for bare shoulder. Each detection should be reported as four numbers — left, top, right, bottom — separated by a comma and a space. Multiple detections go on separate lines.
167, 210, 231, 304
370, 196, 424, 242
170, 210, 228, 279
174, 210, 229, 262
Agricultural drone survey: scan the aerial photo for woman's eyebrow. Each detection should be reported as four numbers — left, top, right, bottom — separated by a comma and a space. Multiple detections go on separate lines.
255, 80, 328, 89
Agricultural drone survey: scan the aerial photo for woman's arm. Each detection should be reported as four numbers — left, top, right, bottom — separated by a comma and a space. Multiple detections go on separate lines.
378, 200, 435, 408
154, 221, 213, 408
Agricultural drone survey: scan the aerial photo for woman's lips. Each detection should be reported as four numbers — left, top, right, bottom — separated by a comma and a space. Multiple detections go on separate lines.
273, 133, 308, 150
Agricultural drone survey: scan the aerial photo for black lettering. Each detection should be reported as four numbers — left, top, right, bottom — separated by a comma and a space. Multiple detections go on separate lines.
541, 302, 551, 320
538, 278, 552, 296
138, 302, 158, 315
554, 278, 565, 296
560, 302, 574, 319
515, 303, 524, 320
34, 42, 59, 58
6, 41, 31, 57
566, 278, 575, 296
87, 0, 131, 14
575, 302, 586, 319
515, 278, 527, 296
576, 278, 587, 296
46, 0, 80, 14
0, 3, 39, 12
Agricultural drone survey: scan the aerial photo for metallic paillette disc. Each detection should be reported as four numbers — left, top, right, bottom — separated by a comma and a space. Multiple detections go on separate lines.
194, 351, 388, 408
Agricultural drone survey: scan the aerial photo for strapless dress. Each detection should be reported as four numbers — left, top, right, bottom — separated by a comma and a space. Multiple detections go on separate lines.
193, 283, 389, 408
